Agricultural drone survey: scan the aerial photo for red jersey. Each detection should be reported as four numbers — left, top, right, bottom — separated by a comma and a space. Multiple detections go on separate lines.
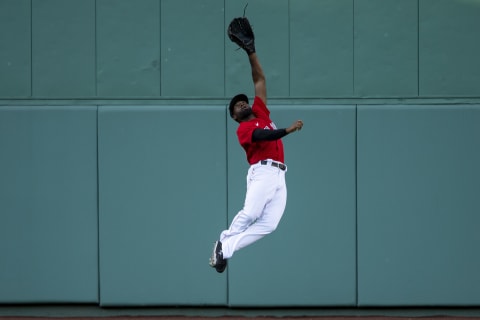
236, 97, 285, 165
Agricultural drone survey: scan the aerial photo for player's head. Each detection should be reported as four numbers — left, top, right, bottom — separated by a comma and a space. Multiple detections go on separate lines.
229, 94, 252, 122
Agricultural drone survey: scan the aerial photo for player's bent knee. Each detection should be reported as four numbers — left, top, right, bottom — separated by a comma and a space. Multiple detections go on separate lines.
265, 223, 279, 234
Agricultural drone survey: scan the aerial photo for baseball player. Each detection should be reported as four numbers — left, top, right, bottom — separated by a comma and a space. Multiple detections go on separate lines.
209, 17, 304, 273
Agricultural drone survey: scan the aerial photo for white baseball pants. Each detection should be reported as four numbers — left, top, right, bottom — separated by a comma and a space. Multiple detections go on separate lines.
220, 160, 287, 259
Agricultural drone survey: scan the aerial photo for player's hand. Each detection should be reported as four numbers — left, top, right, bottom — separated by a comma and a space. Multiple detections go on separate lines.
286, 120, 303, 134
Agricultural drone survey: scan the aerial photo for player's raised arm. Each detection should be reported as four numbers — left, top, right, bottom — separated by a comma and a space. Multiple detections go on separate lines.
249, 53, 267, 105
227, 17, 266, 104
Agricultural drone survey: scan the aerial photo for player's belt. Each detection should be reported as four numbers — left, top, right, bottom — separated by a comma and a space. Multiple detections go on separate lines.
260, 160, 286, 171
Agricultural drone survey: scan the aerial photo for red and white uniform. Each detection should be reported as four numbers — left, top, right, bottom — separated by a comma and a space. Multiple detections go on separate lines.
237, 96, 285, 164
220, 97, 287, 259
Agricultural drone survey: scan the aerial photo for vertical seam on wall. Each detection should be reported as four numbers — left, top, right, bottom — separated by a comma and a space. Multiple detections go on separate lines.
94, 0, 97, 97
288, 0, 291, 96
417, 0, 420, 96
223, 0, 226, 99
30, 0, 33, 97
353, 0, 358, 306
224, 0, 229, 307
225, 113, 229, 306
352, 0, 355, 96
94, 0, 100, 300
224, 0, 228, 229
159, 0, 162, 96
355, 103, 358, 307
96, 106, 101, 304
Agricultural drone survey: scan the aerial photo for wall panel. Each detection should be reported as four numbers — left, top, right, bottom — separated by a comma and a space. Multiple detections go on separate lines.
96, 0, 160, 97
354, 0, 418, 97
161, 0, 224, 97
419, 0, 480, 96
357, 105, 480, 305
0, 0, 31, 97
290, 0, 353, 97
98, 106, 227, 306
0, 106, 98, 303
32, 0, 95, 97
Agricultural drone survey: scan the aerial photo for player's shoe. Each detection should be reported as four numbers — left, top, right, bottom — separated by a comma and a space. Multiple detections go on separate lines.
209, 240, 227, 273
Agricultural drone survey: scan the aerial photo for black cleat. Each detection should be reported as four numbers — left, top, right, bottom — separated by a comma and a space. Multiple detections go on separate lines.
209, 240, 227, 273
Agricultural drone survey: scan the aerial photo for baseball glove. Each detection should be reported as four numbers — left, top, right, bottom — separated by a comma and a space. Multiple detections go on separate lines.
227, 17, 255, 55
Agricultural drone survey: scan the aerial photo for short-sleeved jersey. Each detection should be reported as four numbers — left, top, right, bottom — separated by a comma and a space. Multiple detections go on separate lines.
236, 96, 285, 165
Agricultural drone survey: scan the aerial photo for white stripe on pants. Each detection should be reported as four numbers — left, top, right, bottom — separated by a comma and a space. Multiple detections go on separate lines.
220, 160, 287, 259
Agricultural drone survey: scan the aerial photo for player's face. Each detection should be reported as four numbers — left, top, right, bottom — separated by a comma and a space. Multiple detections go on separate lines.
233, 101, 252, 121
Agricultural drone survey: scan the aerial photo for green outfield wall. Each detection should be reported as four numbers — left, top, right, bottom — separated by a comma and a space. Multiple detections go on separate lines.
1, 0, 479, 307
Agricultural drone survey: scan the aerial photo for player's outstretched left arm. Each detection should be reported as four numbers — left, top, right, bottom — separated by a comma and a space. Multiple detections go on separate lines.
252, 120, 304, 142
286, 120, 304, 133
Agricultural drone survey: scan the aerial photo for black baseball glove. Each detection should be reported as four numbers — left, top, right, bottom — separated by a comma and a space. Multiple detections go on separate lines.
227, 17, 255, 55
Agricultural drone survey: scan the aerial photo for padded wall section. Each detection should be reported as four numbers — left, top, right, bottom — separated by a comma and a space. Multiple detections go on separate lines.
0, 0, 31, 97
227, 105, 357, 306
98, 106, 227, 306
0, 106, 98, 303
96, 0, 160, 97
357, 105, 480, 306
3, 0, 480, 100
290, 0, 353, 97
32, 0, 95, 97
161, 0, 224, 97
354, 0, 418, 97
419, 0, 480, 96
